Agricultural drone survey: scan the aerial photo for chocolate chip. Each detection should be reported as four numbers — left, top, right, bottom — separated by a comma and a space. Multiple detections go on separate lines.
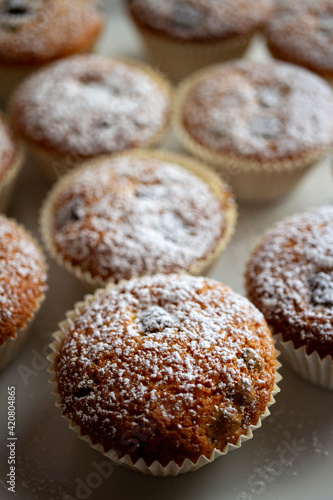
309, 272, 333, 306
230, 381, 255, 406
56, 199, 83, 230
172, 4, 202, 29
3, 0, 30, 15
75, 387, 91, 399
241, 348, 264, 371
140, 306, 175, 334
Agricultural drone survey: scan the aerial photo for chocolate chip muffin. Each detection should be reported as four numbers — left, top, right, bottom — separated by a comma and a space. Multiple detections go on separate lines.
246, 205, 333, 388
50, 274, 279, 474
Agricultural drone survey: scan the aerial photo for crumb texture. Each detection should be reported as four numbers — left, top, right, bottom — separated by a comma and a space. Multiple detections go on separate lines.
56, 274, 276, 466
181, 60, 333, 161
0, 215, 47, 344
51, 154, 231, 282
246, 205, 333, 358
128, 0, 273, 41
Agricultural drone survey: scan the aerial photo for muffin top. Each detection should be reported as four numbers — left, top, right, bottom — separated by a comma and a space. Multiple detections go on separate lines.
9, 55, 172, 159
0, 115, 17, 181
55, 274, 276, 466
246, 206, 333, 359
45, 152, 234, 284
128, 0, 273, 41
0, 0, 104, 65
0, 216, 47, 345
178, 60, 333, 163
265, 0, 333, 78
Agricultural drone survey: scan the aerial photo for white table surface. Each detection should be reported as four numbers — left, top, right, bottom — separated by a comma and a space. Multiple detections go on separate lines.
1, 1, 333, 499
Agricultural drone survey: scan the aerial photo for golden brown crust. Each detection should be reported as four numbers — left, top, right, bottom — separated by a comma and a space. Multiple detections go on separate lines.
9, 55, 172, 160
0, 0, 104, 65
177, 60, 333, 164
44, 151, 234, 283
127, 0, 273, 42
0, 216, 47, 345
265, 0, 333, 80
55, 274, 276, 466
245, 206, 333, 359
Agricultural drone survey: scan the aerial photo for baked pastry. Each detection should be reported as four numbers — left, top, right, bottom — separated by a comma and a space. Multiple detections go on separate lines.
49, 273, 280, 475
265, 0, 333, 84
245, 205, 333, 389
0, 114, 24, 213
127, 0, 273, 81
40, 149, 237, 289
0, 0, 104, 100
0, 215, 47, 370
175, 59, 333, 203
9, 55, 173, 180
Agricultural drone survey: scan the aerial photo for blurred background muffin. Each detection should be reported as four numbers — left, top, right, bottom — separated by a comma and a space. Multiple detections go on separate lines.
0, 0, 104, 101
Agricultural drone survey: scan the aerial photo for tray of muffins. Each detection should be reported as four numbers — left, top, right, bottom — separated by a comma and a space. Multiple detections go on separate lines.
0, 0, 332, 499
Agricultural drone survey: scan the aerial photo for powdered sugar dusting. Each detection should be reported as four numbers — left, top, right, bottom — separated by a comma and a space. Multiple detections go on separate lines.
56, 274, 276, 462
129, 0, 273, 40
246, 205, 333, 358
11, 56, 170, 157
182, 60, 333, 160
266, 0, 333, 74
52, 155, 229, 282
0, 215, 47, 344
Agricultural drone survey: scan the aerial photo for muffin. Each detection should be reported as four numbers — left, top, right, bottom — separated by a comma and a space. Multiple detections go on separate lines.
0, 0, 104, 101
0, 215, 47, 370
127, 0, 273, 80
127, 0, 274, 81
174, 60, 333, 203
49, 273, 280, 475
40, 149, 237, 289
265, 0, 333, 84
0, 114, 24, 213
9, 55, 173, 180
245, 206, 333, 389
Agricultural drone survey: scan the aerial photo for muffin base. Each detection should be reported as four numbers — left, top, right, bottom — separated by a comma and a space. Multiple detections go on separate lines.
274, 332, 333, 391
132, 21, 253, 81
48, 286, 282, 476
40, 149, 238, 290
0, 146, 24, 213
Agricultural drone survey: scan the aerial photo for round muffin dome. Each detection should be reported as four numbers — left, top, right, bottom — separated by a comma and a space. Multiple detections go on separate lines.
53, 274, 277, 469
0, 0, 104, 65
0, 215, 47, 345
40, 150, 236, 287
9, 55, 172, 169
265, 0, 333, 81
246, 205, 333, 359
128, 0, 273, 42
176, 59, 333, 164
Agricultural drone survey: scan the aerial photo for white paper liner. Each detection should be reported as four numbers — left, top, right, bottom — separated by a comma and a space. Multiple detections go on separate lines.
0, 218, 47, 371
0, 146, 24, 213
274, 332, 333, 390
11, 58, 173, 181
48, 285, 281, 476
39, 148, 238, 290
131, 21, 253, 81
174, 67, 328, 203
